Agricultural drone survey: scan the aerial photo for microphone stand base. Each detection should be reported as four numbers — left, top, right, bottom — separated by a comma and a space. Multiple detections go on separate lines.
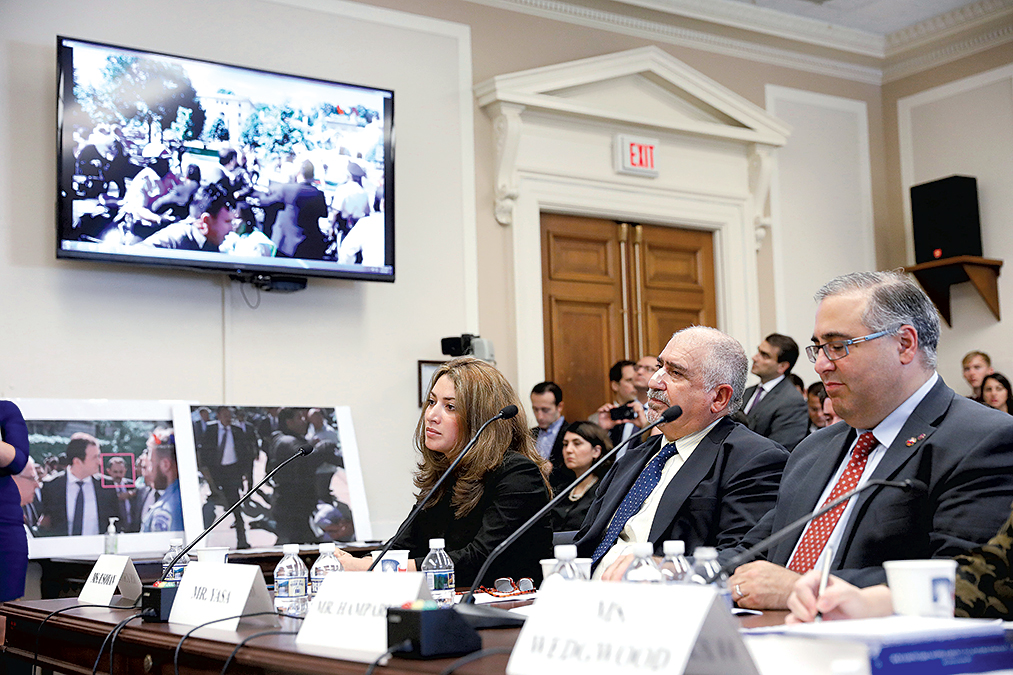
387, 607, 482, 659
453, 602, 526, 629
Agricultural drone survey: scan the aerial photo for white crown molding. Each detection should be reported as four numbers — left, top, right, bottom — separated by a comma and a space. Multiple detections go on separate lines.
462, 0, 884, 84
463, 0, 1013, 83
884, 20, 1013, 82
886, 0, 1013, 54
609, 0, 885, 56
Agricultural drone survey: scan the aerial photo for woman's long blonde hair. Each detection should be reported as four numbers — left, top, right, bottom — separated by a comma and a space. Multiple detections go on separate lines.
414, 357, 550, 517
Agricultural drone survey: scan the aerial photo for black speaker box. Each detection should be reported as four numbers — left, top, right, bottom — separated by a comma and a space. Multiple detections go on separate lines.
910, 175, 982, 264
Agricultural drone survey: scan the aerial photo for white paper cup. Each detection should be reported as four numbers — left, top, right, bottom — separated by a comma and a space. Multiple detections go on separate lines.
196, 547, 230, 564
883, 559, 957, 617
370, 549, 409, 572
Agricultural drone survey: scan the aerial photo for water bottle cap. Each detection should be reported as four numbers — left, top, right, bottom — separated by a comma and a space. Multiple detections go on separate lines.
554, 544, 577, 560
319, 542, 336, 553
283, 544, 300, 555
429, 538, 445, 549
169, 538, 183, 546
663, 540, 685, 556
693, 546, 717, 560
632, 542, 654, 557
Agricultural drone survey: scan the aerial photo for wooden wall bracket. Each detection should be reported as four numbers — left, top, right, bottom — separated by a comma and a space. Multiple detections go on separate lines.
904, 256, 1002, 327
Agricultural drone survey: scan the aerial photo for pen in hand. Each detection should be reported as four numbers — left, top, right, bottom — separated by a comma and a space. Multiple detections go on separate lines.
814, 544, 834, 623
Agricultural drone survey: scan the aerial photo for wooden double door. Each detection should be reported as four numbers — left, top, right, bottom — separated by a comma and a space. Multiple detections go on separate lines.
541, 214, 717, 421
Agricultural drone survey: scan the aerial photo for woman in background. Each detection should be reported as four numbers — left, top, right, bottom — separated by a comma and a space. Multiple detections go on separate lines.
549, 422, 613, 532
1, 401, 30, 601
981, 373, 1012, 414
338, 357, 552, 585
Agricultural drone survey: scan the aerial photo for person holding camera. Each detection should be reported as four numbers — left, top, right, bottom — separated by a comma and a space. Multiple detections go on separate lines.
594, 360, 650, 459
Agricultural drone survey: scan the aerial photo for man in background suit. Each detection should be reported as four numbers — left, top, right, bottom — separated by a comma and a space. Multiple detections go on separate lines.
38, 433, 119, 536
529, 381, 569, 489
200, 406, 256, 548
575, 326, 789, 580
258, 160, 327, 259
742, 333, 809, 450
728, 271, 1013, 610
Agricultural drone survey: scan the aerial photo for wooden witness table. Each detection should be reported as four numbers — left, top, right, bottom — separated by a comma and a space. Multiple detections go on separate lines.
1, 597, 787, 675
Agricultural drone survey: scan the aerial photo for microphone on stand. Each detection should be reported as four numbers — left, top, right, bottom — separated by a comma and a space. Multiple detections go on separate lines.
711, 477, 928, 582
367, 404, 518, 572
141, 442, 315, 621
453, 405, 684, 628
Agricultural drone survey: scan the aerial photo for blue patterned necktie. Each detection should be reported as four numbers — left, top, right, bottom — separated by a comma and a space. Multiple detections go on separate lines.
592, 441, 680, 563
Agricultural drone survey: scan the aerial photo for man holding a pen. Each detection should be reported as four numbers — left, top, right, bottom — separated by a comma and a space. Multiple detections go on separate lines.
725, 271, 1013, 610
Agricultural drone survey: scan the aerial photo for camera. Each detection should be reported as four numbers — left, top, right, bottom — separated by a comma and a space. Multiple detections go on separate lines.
609, 404, 636, 421
440, 334, 495, 363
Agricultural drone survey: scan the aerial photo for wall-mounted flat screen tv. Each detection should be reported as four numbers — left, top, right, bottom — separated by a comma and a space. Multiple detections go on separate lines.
57, 36, 394, 285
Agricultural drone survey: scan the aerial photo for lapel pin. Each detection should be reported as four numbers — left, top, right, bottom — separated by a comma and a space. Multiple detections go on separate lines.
905, 433, 926, 447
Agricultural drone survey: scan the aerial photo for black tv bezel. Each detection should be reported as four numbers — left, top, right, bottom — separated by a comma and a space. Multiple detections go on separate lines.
56, 35, 395, 284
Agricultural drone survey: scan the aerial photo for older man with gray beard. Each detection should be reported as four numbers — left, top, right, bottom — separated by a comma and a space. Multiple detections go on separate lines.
574, 326, 790, 580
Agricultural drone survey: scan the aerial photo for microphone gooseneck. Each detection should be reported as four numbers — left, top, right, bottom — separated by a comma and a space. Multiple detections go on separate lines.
157, 445, 313, 583
365, 404, 518, 572
460, 404, 684, 604
711, 477, 929, 582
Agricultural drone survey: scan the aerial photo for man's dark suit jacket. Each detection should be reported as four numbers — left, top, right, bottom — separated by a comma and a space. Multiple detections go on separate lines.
200, 422, 257, 486
731, 377, 1013, 587
530, 419, 572, 490
261, 182, 327, 259
574, 417, 789, 568
742, 377, 809, 450
39, 473, 120, 536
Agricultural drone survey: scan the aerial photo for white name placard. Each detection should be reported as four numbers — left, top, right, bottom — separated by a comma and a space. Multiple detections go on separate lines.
296, 572, 431, 663
78, 555, 142, 607
507, 578, 758, 675
169, 562, 278, 631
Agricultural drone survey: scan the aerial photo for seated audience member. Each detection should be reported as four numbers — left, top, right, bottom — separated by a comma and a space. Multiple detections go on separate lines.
529, 381, 570, 489
822, 392, 843, 426
633, 355, 658, 408
787, 373, 805, 397
727, 271, 1013, 610
594, 360, 649, 457
742, 334, 810, 451
788, 504, 1013, 622
140, 429, 183, 533
575, 327, 788, 580
143, 183, 236, 252
335, 357, 552, 585
806, 381, 828, 434
981, 373, 1012, 414
549, 422, 614, 532
962, 350, 994, 402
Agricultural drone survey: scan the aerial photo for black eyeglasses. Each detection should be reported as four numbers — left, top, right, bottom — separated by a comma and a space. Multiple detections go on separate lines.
806, 329, 896, 363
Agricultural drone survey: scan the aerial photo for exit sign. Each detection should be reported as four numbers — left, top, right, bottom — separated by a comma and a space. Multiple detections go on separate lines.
614, 134, 659, 177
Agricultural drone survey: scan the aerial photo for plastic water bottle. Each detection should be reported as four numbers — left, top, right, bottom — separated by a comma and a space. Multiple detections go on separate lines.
104, 517, 119, 555
622, 542, 663, 583
274, 544, 309, 618
549, 544, 587, 580
689, 546, 732, 609
161, 538, 189, 585
659, 540, 691, 583
420, 538, 456, 607
309, 542, 343, 598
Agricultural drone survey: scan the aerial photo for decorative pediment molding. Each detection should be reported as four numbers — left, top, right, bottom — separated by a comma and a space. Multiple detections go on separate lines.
476, 47, 790, 226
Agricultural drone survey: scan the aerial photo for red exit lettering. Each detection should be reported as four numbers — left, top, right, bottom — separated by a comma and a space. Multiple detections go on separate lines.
628, 143, 654, 169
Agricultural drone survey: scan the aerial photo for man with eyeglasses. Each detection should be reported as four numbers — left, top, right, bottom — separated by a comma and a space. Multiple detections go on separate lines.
725, 270, 1013, 610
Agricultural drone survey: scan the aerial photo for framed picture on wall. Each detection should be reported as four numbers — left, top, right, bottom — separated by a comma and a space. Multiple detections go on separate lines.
14, 398, 200, 559
182, 404, 372, 549
418, 360, 445, 407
